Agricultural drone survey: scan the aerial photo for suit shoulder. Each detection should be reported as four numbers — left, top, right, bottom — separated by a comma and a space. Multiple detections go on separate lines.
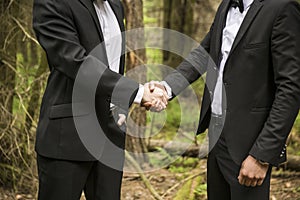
263, 0, 299, 18
34, 0, 72, 9
35, 0, 69, 4
265, 0, 299, 9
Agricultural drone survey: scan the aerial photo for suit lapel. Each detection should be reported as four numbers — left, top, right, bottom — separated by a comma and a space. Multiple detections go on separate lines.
108, 0, 125, 74
78, 0, 105, 41
229, 0, 264, 55
108, 0, 125, 32
215, 0, 231, 61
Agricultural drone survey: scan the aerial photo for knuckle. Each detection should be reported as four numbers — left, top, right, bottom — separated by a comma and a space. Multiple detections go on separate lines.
241, 170, 247, 176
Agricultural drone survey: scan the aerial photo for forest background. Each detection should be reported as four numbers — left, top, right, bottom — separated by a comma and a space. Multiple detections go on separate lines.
0, 0, 300, 199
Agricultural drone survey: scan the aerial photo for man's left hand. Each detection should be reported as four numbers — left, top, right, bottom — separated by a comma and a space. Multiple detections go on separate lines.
117, 114, 126, 127
238, 155, 269, 187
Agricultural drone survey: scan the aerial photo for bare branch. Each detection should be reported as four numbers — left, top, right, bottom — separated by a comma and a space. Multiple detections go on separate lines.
11, 16, 39, 46
125, 151, 164, 200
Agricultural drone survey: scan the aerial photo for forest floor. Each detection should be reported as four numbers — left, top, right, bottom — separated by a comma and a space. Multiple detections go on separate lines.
121, 168, 300, 200
0, 160, 300, 200
120, 159, 300, 200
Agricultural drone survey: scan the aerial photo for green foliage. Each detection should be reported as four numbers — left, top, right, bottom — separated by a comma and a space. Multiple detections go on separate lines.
0, 56, 43, 194
194, 183, 207, 198
147, 147, 174, 167
1, 34, 47, 194
173, 175, 204, 200
168, 157, 199, 174
143, 0, 162, 26
146, 49, 163, 65
1, 0, 300, 197
173, 179, 194, 200
168, 158, 207, 200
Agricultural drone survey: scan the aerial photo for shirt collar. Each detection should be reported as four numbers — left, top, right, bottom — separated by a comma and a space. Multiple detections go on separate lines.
243, 0, 254, 9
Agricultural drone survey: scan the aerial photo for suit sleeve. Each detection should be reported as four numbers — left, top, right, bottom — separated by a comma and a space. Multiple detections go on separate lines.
163, 22, 214, 97
32, 0, 139, 110
249, 1, 300, 166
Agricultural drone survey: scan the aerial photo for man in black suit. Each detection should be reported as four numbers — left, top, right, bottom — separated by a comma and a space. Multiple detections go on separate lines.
151, 0, 300, 199
33, 0, 167, 199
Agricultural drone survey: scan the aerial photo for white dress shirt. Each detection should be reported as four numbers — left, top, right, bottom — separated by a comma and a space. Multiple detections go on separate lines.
211, 0, 254, 115
94, 0, 121, 73
93, 0, 143, 105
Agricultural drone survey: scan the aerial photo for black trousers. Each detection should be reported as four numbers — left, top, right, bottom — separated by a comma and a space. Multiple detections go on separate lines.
207, 115, 272, 200
37, 111, 126, 200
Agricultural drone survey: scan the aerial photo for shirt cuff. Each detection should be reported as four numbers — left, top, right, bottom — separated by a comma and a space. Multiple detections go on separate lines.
133, 84, 144, 104
160, 81, 172, 99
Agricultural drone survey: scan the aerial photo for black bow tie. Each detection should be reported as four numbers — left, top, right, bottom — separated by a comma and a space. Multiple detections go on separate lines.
230, 0, 244, 13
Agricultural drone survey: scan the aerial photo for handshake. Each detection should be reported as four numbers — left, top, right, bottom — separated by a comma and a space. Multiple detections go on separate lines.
141, 81, 170, 112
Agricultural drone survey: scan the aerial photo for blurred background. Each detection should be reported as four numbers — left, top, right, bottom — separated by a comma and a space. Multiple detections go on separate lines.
0, 0, 299, 199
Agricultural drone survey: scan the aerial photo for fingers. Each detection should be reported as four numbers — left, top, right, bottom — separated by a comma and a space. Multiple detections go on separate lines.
238, 155, 269, 187
244, 178, 252, 187
148, 81, 169, 104
141, 83, 154, 107
149, 81, 160, 92
238, 175, 261, 187
141, 97, 166, 112
117, 114, 126, 126
257, 178, 264, 186
158, 89, 168, 106
154, 87, 169, 106
250, 180, 258, 187
143, 101, 153, 110
149, 99, 166, 112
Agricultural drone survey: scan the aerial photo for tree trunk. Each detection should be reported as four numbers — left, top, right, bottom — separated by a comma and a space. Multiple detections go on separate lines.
148, 139, 208, 158
0, 0, 19, 128
123, 0, 148, 162
162, 0, 194, 77
285, 155, 300, 172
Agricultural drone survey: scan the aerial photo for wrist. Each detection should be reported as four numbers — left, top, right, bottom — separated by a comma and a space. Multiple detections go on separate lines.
258, 160, 269, 166
249, 154, 269, 166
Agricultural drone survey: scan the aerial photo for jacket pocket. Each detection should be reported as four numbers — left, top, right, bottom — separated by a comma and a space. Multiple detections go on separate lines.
49, 103, 90, 119
244, 42, 267, 49
251, 107, 271, 113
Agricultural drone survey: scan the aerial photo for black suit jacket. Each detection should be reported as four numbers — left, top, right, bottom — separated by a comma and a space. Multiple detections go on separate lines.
33, 0, 139, 161
165, 0, 300, 166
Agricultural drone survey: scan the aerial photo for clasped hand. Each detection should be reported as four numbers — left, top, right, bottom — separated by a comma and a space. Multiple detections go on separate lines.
141, 81, 169, 112
238, 155, 269, 187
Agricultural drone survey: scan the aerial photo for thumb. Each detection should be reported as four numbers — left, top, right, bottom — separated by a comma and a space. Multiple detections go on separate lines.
149, 83, 155, 92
